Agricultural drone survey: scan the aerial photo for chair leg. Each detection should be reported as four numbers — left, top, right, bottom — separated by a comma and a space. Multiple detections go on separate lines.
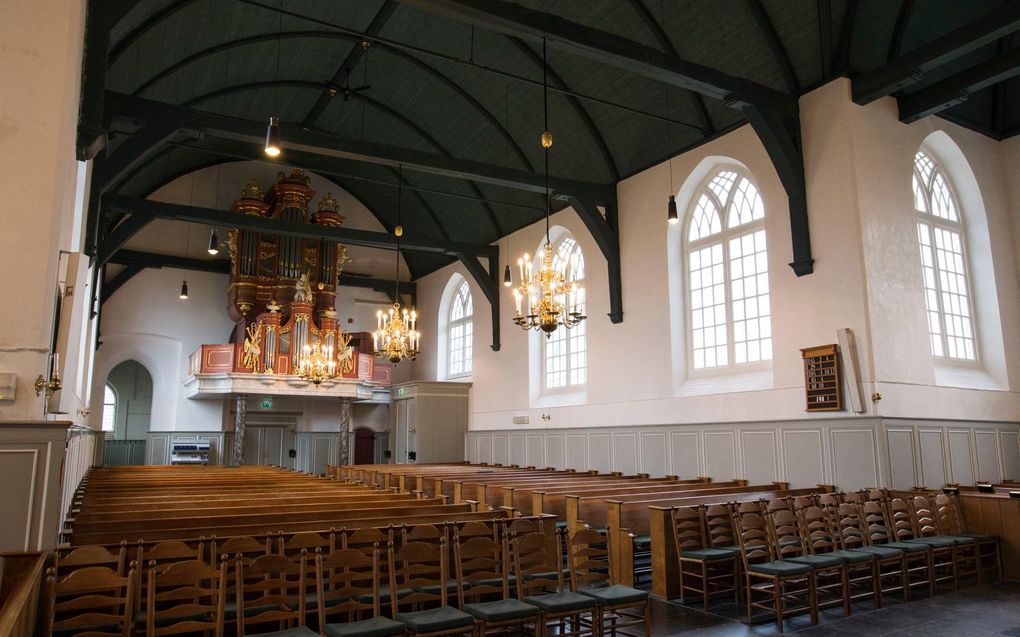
873, 560, 882, 609
701, 561, 709, 611
808, 573, 819, 626
774, 578, 784, 633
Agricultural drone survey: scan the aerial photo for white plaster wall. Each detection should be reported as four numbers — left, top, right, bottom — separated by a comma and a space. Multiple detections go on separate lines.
412, 79, 1020, 434
0, 0, 86, 420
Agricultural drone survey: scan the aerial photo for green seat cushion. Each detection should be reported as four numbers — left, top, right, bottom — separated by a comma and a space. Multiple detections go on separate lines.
578, 584, 648, 606
633, 535, 652, 549
396, 605, 475, 633
464, 598, 540, 622
787, 554, 845, 569
473, 574, 517, 588
847, 545, 903, 558
555, 522, 568, 529
747, 560, 812, 576
906, 537, 957, 549
827, 549, 876, 564
679, 547, 739, 560
523, 569, 569, 582
324, 616, 406, 637
523, 590, 597, 613
879, 541, 930, 553
222, 602, 281, 619
250, 628, 319, 637
135, 608, 209, 627
960, 532, 998, 542
940, 535, 977, 545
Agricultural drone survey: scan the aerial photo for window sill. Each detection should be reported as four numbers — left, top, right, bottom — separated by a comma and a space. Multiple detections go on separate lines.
533, 389, 587, 408
443, 374, 473, 383
676, 366, 773, 396
933, 362, 1007, 391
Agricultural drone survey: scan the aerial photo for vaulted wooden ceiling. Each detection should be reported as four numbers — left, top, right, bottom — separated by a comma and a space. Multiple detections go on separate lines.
83, 0, 1020, 285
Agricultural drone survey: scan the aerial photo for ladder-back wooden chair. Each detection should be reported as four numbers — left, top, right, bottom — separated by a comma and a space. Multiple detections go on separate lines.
388, 538, 475, 637
861, 499, 934, 597
732, 501, 816, 633
906, 495, 978, 589
669, 505, 739, 610
833, 502, 908, 603
317, 544, 405, 637
514, 529, 597, 637
235, 551, 318, 637
768, 507, 850, 618
933, 492, 1001, 582
144, 559, 226, 637
569, 527, 650, 637
798, 505, 877, 610
44, 564, 137, 637
455, 531, 539, 635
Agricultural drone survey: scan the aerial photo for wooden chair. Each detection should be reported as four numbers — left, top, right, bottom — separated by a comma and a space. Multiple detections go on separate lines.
214, 535, 273, 567
317, 544, 405, 637
861, 499, 935, 597
905, 495, 978, 589
833, 502, 908, 603
885, 497, 956, 593
44, 565, 137, 637
933, 492, 1001, 582
768, 507, 850, 618
388, 538, 475, 637
144, 559, 226, 636
732, 501, 816, 633
569, 527, 650, 637
54, 543, 127, 577
235, 551, 317, 637
515, 529, 597, 637
281, 531, 335, 559
455, 531, 539, 635
798, 505, 878, 610
669, 505, 739, 610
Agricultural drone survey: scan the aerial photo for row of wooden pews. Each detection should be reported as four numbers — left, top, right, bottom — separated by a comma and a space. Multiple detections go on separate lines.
64, 465, 513, 546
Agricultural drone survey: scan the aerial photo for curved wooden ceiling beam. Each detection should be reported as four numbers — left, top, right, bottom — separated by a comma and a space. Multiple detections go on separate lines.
507, 37, 620, 181
623, 0, 714, 134
108, 0, 202, 66
126, 30, 534, 174
887, 0, 916, 61
181, 79, 502, 239
744, 0, 800, 93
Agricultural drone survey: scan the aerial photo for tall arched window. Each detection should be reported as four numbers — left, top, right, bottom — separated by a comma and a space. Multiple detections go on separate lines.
102, 384, 116, 432
447, 279, 473, 378
913, 150, 976, 361
685, 169, 771, 370
543, 237, 586, 390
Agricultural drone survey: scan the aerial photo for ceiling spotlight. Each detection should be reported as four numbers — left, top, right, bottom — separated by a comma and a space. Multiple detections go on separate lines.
207, 229, 219, 255
503, 264, 512, 287
264, 116, 282, 157
179, 280, 189, 300
667, 195, 679, 225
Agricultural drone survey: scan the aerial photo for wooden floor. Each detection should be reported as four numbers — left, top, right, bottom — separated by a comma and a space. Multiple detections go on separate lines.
648, 581, 1020, 636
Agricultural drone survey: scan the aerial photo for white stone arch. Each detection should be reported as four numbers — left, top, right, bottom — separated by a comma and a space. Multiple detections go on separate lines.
916, 131, 1007, 388
90, 333, 183, 432
436, 272, 473, 380
667, 156, 774, 394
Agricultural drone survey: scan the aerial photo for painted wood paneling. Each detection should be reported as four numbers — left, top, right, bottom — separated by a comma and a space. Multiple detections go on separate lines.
831, 429, 879, 489
741, 431, 778, 484
639, 432, 668, 477
704, 431, 737, 481
782, 430, 824, 487
669, 432, 700, 478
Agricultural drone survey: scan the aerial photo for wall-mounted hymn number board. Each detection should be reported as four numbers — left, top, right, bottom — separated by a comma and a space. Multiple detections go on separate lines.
801, 344, 842, 412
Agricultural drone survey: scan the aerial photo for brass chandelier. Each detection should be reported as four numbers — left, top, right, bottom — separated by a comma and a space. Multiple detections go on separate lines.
511, 39, 586, 337
373, 169, 421, 363
296, 339, 337, 385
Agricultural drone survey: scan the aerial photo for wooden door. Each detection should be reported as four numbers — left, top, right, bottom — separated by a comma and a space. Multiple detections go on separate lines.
354, 428, 375, 465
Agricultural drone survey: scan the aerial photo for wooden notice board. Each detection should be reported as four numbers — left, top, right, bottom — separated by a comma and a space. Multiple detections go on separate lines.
801, 344, 842, 412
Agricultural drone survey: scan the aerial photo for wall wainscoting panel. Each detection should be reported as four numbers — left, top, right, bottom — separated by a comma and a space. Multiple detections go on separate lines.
465, 418, 1020, 490
0, 422, 71, 553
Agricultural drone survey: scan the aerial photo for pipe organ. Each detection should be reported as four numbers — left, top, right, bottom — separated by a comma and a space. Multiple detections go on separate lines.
225, 169, 353, 377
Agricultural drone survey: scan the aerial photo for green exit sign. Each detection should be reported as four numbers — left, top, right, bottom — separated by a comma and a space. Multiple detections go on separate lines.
260, 396, 273, 409
396, 388, 406, 397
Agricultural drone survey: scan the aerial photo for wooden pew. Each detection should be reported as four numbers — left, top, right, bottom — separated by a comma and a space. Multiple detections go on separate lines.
554, 481, 751, 525
0, 552, 48, 637
458, 475, 695, 509
957, 490, 1020, 582
69, 507, 520, 545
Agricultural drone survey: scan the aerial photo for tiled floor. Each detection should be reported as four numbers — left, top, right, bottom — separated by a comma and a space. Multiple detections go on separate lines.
647, 581, 1020, 636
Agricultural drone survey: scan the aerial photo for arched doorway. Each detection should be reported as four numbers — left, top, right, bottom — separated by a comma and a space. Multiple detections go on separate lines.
102, 360, 152, 466
354, 427, 375, 465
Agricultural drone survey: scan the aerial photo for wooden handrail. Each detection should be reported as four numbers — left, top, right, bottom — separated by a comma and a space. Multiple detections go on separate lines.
0, 552, 48, 637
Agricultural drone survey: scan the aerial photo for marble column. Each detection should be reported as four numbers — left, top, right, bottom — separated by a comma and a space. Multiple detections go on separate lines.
233, 394, 248, 466
338, 398, 353, 466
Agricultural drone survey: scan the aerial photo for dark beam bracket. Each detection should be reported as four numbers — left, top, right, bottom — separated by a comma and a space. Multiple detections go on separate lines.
569, 197, 623, 322
456, 248, 501, 352
100, 263, 144, 304
742, 103, 813, 276
102, 123, 179, 191
77, 0, 111, 160
96, 213, 152, 266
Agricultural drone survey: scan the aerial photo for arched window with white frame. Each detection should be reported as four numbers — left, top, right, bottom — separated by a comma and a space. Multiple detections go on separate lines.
913, 150, 977, 361
684, 168, 771, 370
543, 236, 586, 391
102, 384, 117, 432
447, 278, 473, 378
